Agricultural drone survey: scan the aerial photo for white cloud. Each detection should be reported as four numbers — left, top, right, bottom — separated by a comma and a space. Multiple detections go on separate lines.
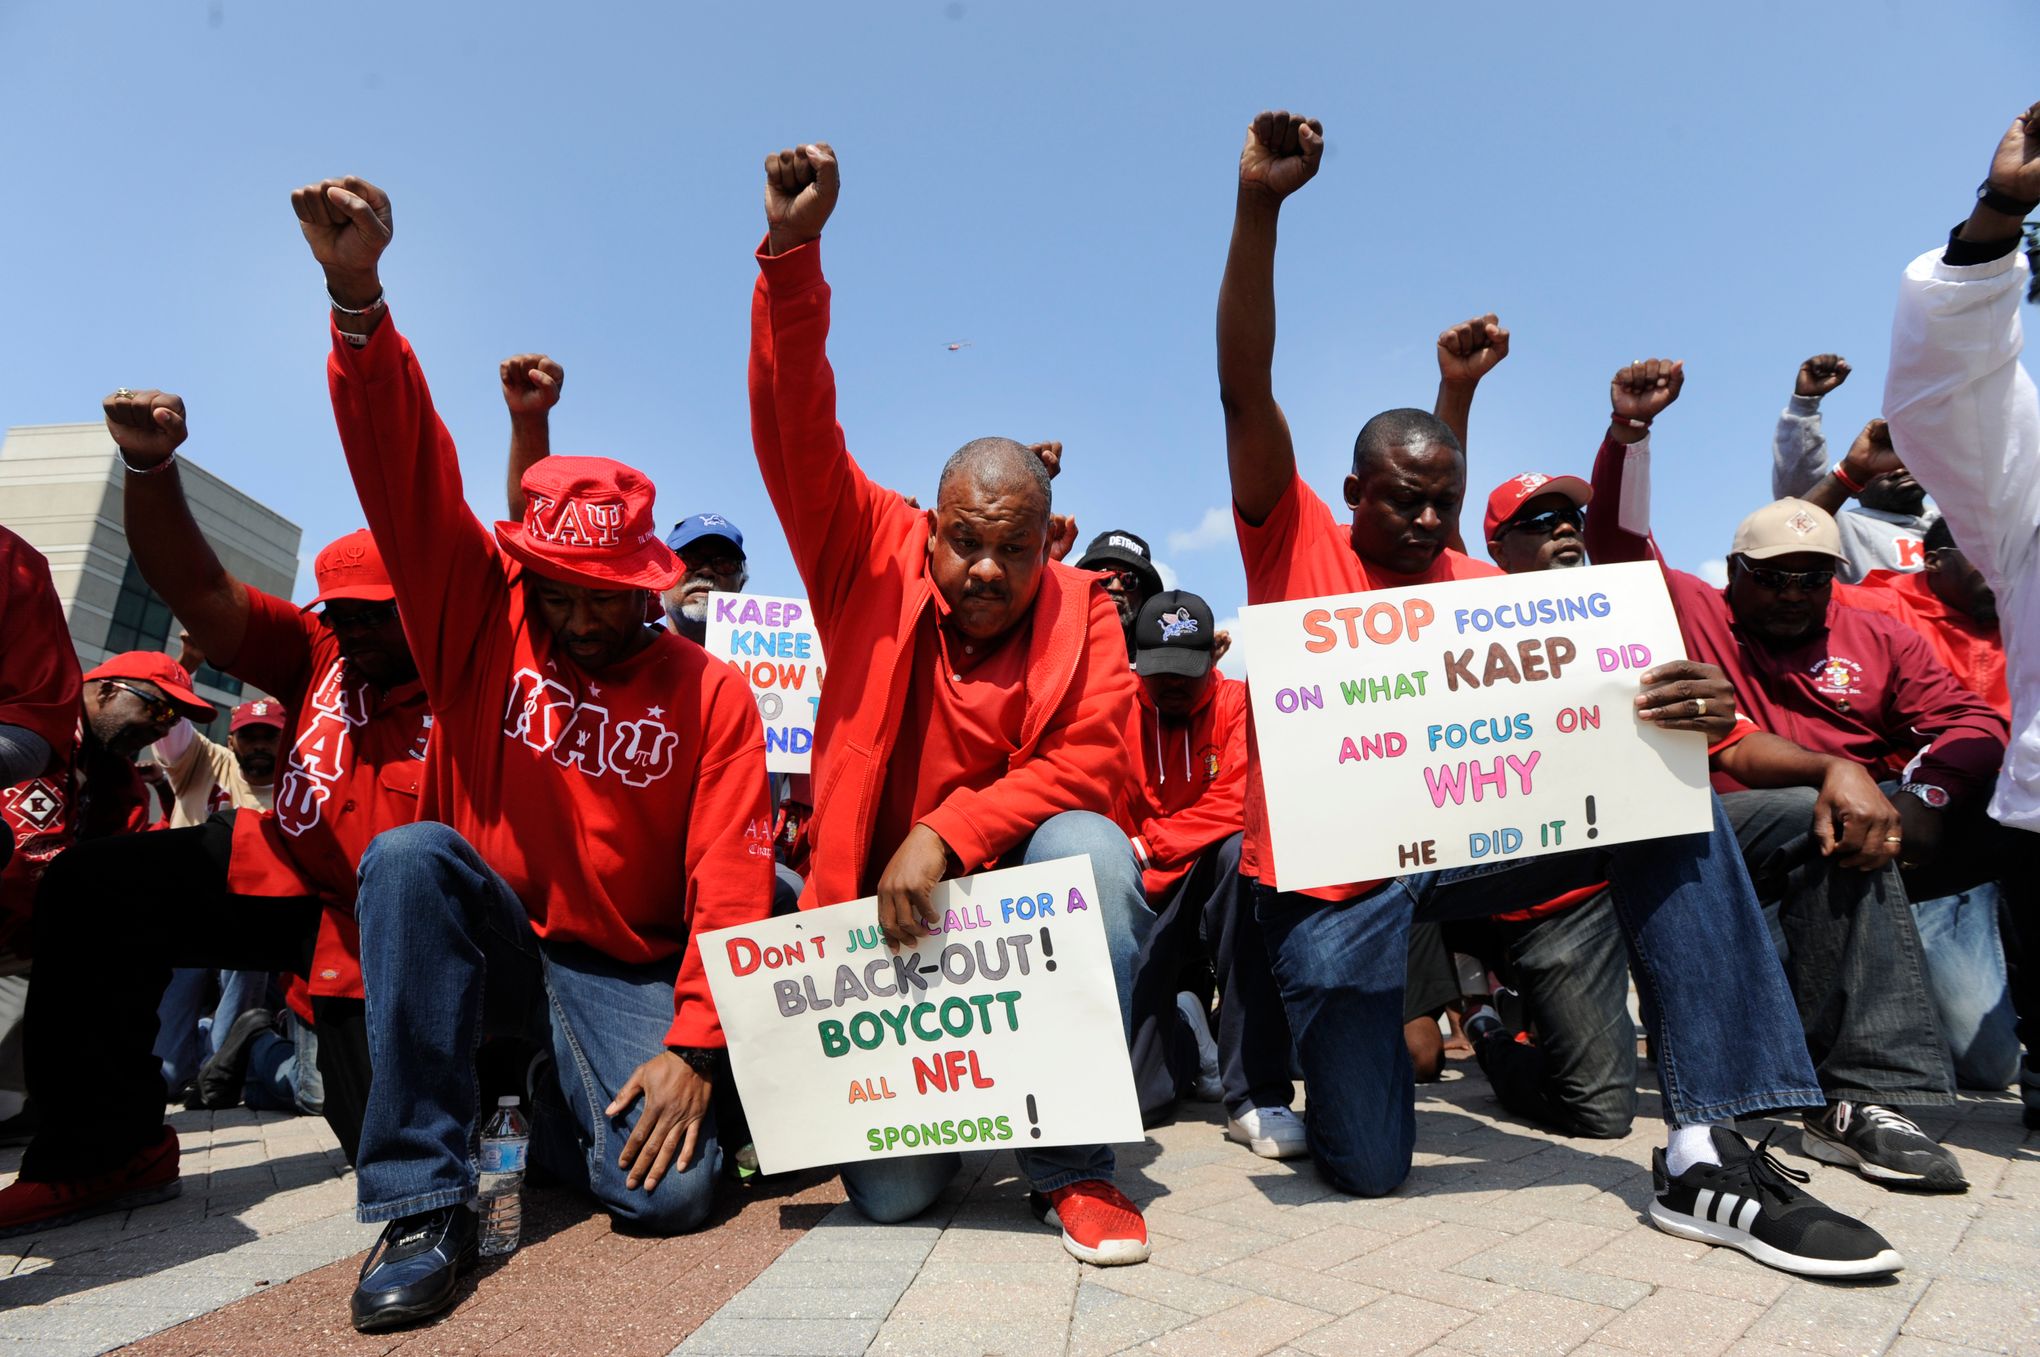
1154, 558, 1180, 591
1167, 506, 1232, 555
1698, 557, 1729, 587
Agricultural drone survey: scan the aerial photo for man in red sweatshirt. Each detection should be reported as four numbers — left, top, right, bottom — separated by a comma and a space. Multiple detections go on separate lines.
1215, 109, 1900, 1281
749, 143, 1151, 1266
1122, 590, 1303, 1160
292, 175, 774, 1330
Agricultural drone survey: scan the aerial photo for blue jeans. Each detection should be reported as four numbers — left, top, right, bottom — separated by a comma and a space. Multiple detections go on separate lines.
1254, 792, 1821, 1198
244, 1010, 325, 1115
838, 810, 1151, 1223
1913, 885, 2021, 1090
353, 823, 720, 1233
153, 967, 266, 1093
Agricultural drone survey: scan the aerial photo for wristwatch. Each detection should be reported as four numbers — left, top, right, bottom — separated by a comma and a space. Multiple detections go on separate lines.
1898, 781, 1950, 810
1976, 180, 2040, 219
669, 1046, 721, 1078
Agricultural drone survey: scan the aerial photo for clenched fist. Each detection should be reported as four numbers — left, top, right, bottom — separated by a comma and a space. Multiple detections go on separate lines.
1239, 111, 1324, 201
103, 389, 189, 470
1610, 358, 1685, 428
764, 143, 840, 256
289, 176, 392, 309
501, 354, 564, 420
1794, 354, 1851, 399
1437, 314, 1510, 387
1984, 99, 2040, 206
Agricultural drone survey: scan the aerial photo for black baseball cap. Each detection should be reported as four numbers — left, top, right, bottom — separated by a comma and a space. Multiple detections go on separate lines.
1133, 590, 1216, 678
1075, 529, 1164, 597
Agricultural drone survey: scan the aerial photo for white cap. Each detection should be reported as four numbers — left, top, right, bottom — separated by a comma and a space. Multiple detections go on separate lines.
497, 1095, 520, 1107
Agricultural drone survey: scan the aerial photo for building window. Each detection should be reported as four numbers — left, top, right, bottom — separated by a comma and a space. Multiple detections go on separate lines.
102, 558, 244, 699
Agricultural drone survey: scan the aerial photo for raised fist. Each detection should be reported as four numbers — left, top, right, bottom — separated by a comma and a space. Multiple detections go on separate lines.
1238, 111, 1324, 201
1048, 513, 1078, 562
1610, 359, 1685, 426
1840, 418, 1904, 483
1437, 314, 1510, 386
288, 176, 393, 303
1794, 354, 1851, 399
501, 354, 564, 419
763, 143, 840, 254
103, 388, 189, 469
1026, 440, 1064, 480
1984, 100, 2040, 205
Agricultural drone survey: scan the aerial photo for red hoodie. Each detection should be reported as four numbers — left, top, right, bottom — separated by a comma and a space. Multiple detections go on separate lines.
327, 317, 774, 1048
1840, 571, 2008, 720
749, 241, 1139, 908
1132, 674, 1247, 898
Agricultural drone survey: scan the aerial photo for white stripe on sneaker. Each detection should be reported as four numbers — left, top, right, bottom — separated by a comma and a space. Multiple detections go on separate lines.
1734, 1197, 1760, 1233
1694, 1188, 1716, 1222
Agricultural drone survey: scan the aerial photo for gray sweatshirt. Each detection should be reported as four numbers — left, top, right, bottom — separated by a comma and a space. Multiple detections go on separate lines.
1772, 393, 1937, 582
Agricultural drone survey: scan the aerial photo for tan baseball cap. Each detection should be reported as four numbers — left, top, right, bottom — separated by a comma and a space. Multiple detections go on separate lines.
1730, 498, 1845, 562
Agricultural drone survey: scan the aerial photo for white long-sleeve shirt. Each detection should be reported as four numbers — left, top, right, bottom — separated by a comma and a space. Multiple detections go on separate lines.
1882, 242, 2040, 832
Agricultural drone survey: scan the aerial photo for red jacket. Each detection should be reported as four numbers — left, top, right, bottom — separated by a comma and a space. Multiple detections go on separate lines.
749, 241, 1139, 908
328, 317, 774, 1048
0, 528, 80, 758
1586, 437, 2008, 805
1840, 571, 2008, 720
1133, 674, 1247, 898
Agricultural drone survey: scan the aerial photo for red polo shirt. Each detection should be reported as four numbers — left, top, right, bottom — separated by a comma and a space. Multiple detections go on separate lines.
1236, 473, 1502, 897
1840, 571, 2008, 721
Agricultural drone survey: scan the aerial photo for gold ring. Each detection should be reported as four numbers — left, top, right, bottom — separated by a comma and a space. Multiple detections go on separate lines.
1884, 835, 1903, 842
1694, 697, 1707, 717
114, 387, 133, 398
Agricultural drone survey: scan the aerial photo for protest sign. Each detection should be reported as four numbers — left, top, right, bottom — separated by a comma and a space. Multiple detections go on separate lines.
1234, 561, 1711, 890
699, 855, 1142, 1175
705, 591, 824, 773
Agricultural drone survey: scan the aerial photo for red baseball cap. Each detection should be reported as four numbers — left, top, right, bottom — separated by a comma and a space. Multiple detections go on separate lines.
1483, 472, 1593, 542
302, 529, 397, 612
230, 698, 288, 732
493, 456, 682, 592
82, 651, 216, 721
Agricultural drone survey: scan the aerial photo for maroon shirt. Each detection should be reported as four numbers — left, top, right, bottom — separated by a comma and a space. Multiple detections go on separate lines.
1584, 436, 2008, 805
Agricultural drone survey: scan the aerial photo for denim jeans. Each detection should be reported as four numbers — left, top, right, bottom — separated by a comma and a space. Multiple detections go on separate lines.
838, 810, 1151, 1223
244, 1010, 326, 1115
1128, 832, 1298, 1120
1450, 894, 1639, 1138
1912, 885, 2021, 1090
154, 968, 267, 1094
1723, 788, 1953, 1107
1253, 792, 1821, 1197
353, 823, 719, 1234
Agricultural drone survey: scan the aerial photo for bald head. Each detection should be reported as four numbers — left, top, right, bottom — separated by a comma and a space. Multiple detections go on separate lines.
937, 437, 1052, 521
1351, 408, 1462, 477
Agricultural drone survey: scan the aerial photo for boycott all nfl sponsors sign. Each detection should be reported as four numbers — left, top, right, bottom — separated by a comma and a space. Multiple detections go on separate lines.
699, 856, 1142, 1174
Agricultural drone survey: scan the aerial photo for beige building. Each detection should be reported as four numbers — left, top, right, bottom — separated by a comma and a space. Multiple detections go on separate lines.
1, 422, 301, 739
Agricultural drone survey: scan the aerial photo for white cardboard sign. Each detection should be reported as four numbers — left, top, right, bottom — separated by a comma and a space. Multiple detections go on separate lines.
1234, 561, 1711, 890
704, 591, 824, 774
699, 855, 1142, 1175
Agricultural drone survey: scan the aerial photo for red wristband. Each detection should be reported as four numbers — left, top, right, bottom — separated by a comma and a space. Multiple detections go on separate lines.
1831, 462, 1867, 495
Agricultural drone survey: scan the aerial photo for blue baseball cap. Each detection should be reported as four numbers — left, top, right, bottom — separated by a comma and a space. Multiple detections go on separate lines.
665, 513, 745, 555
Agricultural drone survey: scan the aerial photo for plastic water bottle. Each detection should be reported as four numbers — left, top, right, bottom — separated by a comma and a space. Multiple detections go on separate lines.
477, 1095, 530, 1257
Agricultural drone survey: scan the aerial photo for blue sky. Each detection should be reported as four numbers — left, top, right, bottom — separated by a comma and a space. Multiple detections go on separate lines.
6, 2, 2034, 650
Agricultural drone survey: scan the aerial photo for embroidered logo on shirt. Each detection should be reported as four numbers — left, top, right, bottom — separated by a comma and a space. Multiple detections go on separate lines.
1811, 655, 1864, 696
2, 780, 62, 832
1198, 745, 1222, 781
503, 668, 680, 787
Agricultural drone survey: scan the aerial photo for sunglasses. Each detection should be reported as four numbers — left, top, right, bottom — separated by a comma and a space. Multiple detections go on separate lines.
106, 680, 176, 725
318, 601, 400, 633
682, 555, 747, 580
1500, 505, 1585, 537
1737, 562, 1835, 592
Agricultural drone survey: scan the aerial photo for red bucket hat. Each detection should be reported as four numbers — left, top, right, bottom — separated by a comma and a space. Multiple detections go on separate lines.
230, 698, 289, 732
82, 651, 216, 721
493, 457, 681, 592
302, 529, 397, 612
1483, 471, 1592, 543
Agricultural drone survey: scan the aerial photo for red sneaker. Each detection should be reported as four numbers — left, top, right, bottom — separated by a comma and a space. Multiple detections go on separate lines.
1034, 1179, 1151, 1265
0, 1126, 180, 1238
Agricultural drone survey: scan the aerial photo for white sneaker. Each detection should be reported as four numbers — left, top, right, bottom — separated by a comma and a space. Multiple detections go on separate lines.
1226, 1105, 1308, 1159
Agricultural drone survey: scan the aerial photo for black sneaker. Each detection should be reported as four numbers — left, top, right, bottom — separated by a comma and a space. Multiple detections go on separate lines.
1650, 1127, 1902, 1278
1801, 1102, 1967, 1192
350, 1204, 478, 1332
193, 1008, 274, 1110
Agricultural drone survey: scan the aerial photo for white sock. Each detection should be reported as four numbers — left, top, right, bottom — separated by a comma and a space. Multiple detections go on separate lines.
1665, 1123, 1726, 1176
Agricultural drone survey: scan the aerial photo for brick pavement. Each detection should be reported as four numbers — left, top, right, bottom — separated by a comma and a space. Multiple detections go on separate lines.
0, 1070, 2033, 1356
